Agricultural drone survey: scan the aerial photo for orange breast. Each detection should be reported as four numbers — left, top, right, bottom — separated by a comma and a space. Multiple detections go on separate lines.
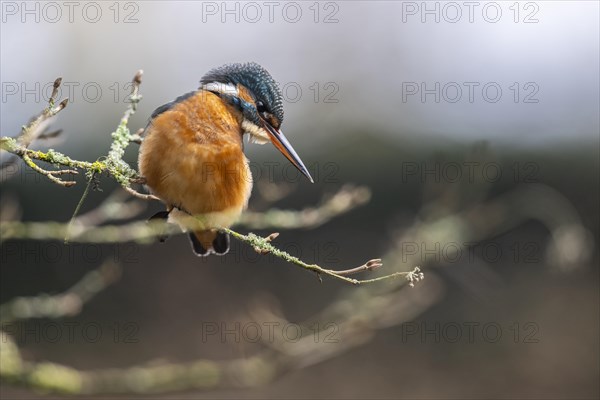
138, 90, 252, 217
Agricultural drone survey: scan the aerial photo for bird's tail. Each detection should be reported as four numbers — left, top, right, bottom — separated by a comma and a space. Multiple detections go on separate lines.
189, 230, 230, 256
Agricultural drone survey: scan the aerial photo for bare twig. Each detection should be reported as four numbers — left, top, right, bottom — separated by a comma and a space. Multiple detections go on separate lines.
123, 185, 159, 200
0, 78, 71, 183
129, 128, 145, 144
18, 78, 68, 148
223, 228, 419, 285
332, 258, 384, 276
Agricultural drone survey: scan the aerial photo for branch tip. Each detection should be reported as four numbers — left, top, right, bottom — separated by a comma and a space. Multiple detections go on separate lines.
135, 70, 143, 81
51, 77, 62, 100
38, 129, 63, 140
406, 266, 425, 288
266, 232, 279, 242
57, 98, 69, 110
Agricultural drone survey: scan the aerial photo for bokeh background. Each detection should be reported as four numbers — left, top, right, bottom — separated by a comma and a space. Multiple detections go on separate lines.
1, 1, 599, 398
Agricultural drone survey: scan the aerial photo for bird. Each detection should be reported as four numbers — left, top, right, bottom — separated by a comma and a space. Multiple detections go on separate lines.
138, 62, 313, 256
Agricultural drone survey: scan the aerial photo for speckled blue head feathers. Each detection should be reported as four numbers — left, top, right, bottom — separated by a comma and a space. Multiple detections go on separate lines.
200, 62, 284, 124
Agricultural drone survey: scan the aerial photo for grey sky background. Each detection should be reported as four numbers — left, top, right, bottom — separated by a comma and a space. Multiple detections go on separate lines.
1, 1, 598, 155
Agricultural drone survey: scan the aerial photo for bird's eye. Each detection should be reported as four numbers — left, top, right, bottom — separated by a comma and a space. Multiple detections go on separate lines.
256, 101, 267, 114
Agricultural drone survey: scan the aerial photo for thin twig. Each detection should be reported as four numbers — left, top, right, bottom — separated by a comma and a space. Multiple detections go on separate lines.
0, 78, 71, 183
18, 78, 68, 148
223, 228, 419, 285
21, 154, 77, 187
332, 258, 384, 276
65, 170, 97, 243
123, 185, 159, 201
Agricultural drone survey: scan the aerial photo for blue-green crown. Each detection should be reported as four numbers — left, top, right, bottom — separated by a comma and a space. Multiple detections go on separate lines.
200, 62, 284, 124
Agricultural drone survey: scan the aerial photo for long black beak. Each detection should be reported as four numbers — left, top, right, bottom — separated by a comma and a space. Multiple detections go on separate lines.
262, 120, 314, 183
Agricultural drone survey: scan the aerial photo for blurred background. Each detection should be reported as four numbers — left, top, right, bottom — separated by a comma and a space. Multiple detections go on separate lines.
1, 1, 599, 398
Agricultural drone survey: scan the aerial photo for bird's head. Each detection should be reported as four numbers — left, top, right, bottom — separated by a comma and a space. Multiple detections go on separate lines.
200, 62, 313, 183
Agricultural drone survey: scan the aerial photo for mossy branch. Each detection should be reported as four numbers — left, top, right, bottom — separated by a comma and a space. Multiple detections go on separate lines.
0, 71, 154, 199
224, 228, 423, 285
0, 71, 423, 286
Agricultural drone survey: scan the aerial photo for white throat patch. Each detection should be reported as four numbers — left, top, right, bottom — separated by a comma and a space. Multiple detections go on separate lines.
242, 120, 270, 145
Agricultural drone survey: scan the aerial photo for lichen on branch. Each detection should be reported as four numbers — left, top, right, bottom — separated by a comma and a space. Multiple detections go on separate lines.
0, 70, 423, 286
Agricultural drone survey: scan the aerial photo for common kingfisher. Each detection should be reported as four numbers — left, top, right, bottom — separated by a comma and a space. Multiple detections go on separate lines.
138, 62, 313, 256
